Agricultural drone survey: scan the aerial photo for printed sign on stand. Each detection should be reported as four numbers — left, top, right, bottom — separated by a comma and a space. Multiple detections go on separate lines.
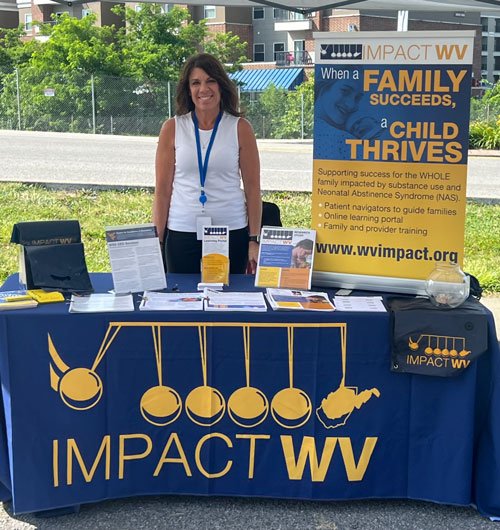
312, 31, 474, 291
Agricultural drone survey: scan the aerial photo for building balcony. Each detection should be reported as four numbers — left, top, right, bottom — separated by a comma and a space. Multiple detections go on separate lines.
275, 50, 312, 67
274, 12, 312, 32
275, 19, 312, 32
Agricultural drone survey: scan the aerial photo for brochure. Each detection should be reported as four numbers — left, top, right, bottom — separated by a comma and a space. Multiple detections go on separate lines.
203, 290, 267, 312
69, 293, 134, 313
255, 227, 316, 290
139, 291, 204, 311
201, 226, 229, 285
333, 296, 387, 313
0, 290, 38, 310
266, 288, 335, 311
105, 224, 166, 294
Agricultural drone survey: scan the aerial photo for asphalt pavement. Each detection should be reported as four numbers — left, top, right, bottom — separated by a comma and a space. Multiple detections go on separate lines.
0, 132, 499, 529
2, 494, 500, 530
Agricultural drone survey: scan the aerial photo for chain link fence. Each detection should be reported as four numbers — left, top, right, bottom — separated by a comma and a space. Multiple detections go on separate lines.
0, 67, 175, 136
0, 67, 313, 139
1, 67, 493, 139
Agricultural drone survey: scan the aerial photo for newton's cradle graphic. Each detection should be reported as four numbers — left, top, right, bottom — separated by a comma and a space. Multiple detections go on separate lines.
48, 322, 380, 430
408, 333, 470, 357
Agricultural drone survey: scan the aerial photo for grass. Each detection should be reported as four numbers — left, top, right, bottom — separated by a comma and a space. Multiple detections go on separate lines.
1, 183, 499, 293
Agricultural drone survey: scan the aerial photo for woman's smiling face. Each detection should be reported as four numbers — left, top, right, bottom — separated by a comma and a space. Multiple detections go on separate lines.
189, 67, 221, 113
322, 80, 363, 127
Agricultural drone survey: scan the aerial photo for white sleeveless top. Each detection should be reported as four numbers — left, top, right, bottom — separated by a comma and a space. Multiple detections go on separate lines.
168, 112, 247, 232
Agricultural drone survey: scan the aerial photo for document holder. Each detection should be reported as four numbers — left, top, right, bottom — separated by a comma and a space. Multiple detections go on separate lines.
10, 220, 93, 292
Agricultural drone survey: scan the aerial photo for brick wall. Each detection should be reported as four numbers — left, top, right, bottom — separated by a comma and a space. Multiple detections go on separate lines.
322, 15, 361, 32
206, 22, 253, 60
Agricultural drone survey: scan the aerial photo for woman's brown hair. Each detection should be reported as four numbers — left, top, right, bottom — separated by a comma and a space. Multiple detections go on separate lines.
175, 53, 243, 117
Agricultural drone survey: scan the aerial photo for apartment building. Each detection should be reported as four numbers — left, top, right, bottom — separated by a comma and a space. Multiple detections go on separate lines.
0, 0, 20, 29
481, 15, 500, 83
1, 3, 484, 83
16, 0, 124, 41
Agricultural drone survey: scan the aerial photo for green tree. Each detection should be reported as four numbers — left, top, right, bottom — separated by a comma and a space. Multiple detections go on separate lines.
112, 4, 204, 81
113, 4, 249, 81
0, 25, 39, 69
256, 84, 289, 138
204, 31, 249, 74
30, 13, 123, 75
279, 74, 314, 139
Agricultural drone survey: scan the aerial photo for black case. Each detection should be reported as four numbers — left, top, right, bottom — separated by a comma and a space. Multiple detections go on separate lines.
11, 220, 93, 292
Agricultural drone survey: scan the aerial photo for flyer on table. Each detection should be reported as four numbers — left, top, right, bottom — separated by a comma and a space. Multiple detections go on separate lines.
201, 226, 229, 285
105, 224, 166, 294
255, 228, 316, 290
312, 31, 473, 281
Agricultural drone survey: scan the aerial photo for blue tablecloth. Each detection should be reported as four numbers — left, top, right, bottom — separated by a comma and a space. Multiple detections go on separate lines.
0, 273, 499, 517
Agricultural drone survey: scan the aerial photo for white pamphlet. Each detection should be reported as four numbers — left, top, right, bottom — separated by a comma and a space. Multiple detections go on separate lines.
139, 291, 204, 311
105, 224, 166, 294
333, 296, 387, 312
204, 290, 267, 312
69, 293, 134, 313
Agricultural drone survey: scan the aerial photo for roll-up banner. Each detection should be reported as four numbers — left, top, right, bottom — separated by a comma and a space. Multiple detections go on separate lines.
311, 31, 474, 294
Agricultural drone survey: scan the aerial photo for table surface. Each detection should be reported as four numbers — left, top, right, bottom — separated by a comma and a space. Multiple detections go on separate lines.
0, 273, 499, 518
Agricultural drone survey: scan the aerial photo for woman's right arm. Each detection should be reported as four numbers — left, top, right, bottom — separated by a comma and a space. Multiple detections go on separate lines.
152, 118, 176, 243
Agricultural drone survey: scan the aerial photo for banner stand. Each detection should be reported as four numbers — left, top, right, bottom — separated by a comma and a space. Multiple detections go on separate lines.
311, 31, 475, 295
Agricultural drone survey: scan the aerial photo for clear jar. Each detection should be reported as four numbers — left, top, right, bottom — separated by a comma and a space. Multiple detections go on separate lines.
425, 262, 470, 308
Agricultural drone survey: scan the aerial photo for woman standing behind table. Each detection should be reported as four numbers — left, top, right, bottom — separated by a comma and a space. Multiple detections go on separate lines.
152, 53, 262, 274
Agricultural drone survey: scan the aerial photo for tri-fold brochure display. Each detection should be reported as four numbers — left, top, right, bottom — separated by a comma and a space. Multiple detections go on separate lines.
105, 224, 166, 294
255, 228, 316, 290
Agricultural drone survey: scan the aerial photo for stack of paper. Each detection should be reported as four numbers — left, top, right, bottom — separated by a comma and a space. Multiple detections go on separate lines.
333, 296, 387, 312
139, 292, 203, 311
266, 288, 335, 311
69, 293, 134, 313
204, 290, 268, 312
0, 291, 38, 311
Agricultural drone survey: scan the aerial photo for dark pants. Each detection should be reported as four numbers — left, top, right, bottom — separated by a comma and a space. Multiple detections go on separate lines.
165, 228, 249, 274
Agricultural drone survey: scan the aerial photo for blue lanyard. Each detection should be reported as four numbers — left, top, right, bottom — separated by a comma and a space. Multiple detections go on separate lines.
193, 110, 223, 208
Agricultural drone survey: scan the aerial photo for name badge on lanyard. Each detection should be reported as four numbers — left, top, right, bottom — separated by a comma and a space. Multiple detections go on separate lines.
193, 110, 222, 240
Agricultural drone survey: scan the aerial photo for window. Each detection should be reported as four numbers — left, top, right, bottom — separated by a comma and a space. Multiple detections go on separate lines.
273, 8, 286, 19
164, 4, 174, 12
495, 56, 500, 70
82, 8, 92, 17
273, 42, 285, 61
135, 4, 142, 12
25, 13, 32, 31
293, 40, 305, 52
204, 5, 216, 19
482, 37, 488, 51
496, 18, 500, 33
253, 7, 264, 20
254, 43, 265, 62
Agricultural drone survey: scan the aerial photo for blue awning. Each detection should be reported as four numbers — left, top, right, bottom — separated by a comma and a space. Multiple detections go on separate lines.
229, 68, 304, 92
